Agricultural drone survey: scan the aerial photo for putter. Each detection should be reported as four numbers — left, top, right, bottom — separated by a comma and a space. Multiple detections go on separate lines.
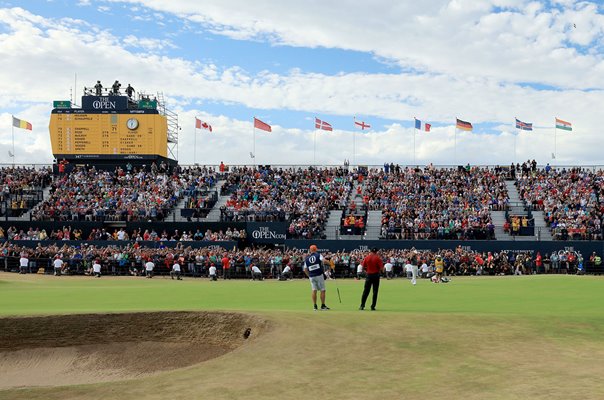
336, 287, 342, 304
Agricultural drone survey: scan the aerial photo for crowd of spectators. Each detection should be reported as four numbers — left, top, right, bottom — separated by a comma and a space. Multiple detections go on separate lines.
2, 162, 604, 241
362, 165, 508, 240
0, 226, 245, 242
29, 165, 224, 222
219, 166, 353, 239
0, 166, 52, 197
516, 166, 604, 240
0, 166, 52, 216
3, 242, 598, 278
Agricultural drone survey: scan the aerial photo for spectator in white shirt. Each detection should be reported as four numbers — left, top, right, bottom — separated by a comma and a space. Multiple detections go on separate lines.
384, 261, 393, 280
209, 265, 217, 281
251, 265, 263, 281
171, 261, 182, 280
145, 260, 154, 278
92, 259, 102, 278
19, 252, 29, 274
53, 255, 64, 276
356, 263, 364, 280
279, 265, 292, 280
420, 263, 429, 278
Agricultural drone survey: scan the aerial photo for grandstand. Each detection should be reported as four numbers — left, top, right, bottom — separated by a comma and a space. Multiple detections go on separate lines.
0, 162, 602, 241
0, 161, 603, 277
1, 85, 602, 276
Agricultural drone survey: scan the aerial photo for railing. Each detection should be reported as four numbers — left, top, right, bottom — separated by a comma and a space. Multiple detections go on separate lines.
326, 225, 602, 241
4, 255, 603, 277
2, 163, 604, 171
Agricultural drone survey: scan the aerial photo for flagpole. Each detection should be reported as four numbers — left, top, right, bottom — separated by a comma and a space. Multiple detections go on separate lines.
513, 118, 517, 164
253, 124, 256, 168
11, 119, 15, 167
413, 123, 417, 165
313, 129, 317, 165
353, 130, 356, 166
352, 117, 356, 166
194, 122, 197, 165
454, 127, 457, 165
514, 129, 520, 162
553, 120, 557, 164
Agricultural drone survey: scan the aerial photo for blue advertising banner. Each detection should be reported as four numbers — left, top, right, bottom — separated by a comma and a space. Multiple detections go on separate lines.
284, 239, 604, 257
246, 222, 288, 243
81, 95, 129, 111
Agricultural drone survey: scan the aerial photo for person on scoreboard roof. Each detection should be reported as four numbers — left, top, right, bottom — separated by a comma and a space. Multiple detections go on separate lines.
111, 80, 121, 95
126, 84, 135, 98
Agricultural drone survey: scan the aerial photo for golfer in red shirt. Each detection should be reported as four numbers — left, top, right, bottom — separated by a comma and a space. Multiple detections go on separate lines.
359, 247, 385, 311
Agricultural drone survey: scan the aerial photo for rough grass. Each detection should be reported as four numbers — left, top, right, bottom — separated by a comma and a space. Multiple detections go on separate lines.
1, 273, 603, 400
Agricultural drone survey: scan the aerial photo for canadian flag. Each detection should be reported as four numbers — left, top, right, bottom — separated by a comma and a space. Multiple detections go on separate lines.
315, 117, 333, 131
253, 117, 272, 132
195, 117, 212, 132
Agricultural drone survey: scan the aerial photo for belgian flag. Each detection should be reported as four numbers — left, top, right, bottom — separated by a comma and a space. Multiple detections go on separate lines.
12, 116, 32, 130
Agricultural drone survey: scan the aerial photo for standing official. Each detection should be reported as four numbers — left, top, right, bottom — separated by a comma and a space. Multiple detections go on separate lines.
304, 245, 330, 311
359, 247, 384, 311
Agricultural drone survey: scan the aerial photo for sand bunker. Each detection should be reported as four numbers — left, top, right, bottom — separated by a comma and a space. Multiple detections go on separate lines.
0, 311, 269, 389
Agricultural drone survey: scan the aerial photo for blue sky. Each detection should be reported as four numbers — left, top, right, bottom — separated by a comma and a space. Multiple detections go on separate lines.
0, 0, 602, 165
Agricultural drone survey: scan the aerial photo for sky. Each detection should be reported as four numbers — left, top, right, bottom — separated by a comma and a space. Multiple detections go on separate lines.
0, 0, 603, 167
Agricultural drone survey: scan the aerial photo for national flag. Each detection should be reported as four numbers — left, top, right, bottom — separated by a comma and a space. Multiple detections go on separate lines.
195, 117, 212, 132
414, 118, 431, 132
253, 117, 272, 132
555, 118, 572, 131
515, 118, 533, 131
354, 119, 371, 130
456, 118, 472, 131
315, 117, 333, 131
12, 116, 32, 130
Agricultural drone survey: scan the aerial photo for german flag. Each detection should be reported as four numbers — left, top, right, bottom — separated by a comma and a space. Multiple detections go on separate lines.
456, 118, 472, 131
12, 116, 32, 130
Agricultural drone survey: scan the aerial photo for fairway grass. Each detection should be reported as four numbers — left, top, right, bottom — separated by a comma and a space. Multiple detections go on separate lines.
1, 273, 603, 400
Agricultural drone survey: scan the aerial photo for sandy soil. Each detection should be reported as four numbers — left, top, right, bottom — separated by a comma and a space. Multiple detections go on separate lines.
0, 311, 269, 389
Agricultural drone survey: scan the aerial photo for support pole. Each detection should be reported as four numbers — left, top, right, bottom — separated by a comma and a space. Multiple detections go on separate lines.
313, 130, 317, 165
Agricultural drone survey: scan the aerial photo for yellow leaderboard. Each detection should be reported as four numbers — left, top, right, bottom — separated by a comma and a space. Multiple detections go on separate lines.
49, 112, 167, 158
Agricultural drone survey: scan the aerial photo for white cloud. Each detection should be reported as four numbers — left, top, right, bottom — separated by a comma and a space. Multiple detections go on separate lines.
122, 34, 175, 51
0, 4, 602, 167
105, 0, 604, 89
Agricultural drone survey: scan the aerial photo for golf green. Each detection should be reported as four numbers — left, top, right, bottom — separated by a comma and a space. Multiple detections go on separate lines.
1, 273, 603, 400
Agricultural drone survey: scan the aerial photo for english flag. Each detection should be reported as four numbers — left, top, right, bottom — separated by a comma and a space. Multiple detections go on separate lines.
354, 119, 371, 130
315, 117, 333, 131
195, 117, 212, 132
253, 117, 272, 132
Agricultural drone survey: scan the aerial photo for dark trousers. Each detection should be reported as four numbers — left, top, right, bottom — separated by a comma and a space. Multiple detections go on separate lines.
361, 273, 380, 309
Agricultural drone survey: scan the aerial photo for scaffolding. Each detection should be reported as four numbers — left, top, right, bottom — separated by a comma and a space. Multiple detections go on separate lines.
155, 92, 179, 161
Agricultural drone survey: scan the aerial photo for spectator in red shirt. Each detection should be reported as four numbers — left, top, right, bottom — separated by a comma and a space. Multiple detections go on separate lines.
222, 254, 231, 280
359, 247, 384, 311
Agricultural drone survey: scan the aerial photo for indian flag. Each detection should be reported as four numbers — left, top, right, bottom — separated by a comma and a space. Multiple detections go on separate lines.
555, 118, 572, 132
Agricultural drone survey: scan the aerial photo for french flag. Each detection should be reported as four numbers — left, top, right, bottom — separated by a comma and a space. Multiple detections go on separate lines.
414, 118, 431, 132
